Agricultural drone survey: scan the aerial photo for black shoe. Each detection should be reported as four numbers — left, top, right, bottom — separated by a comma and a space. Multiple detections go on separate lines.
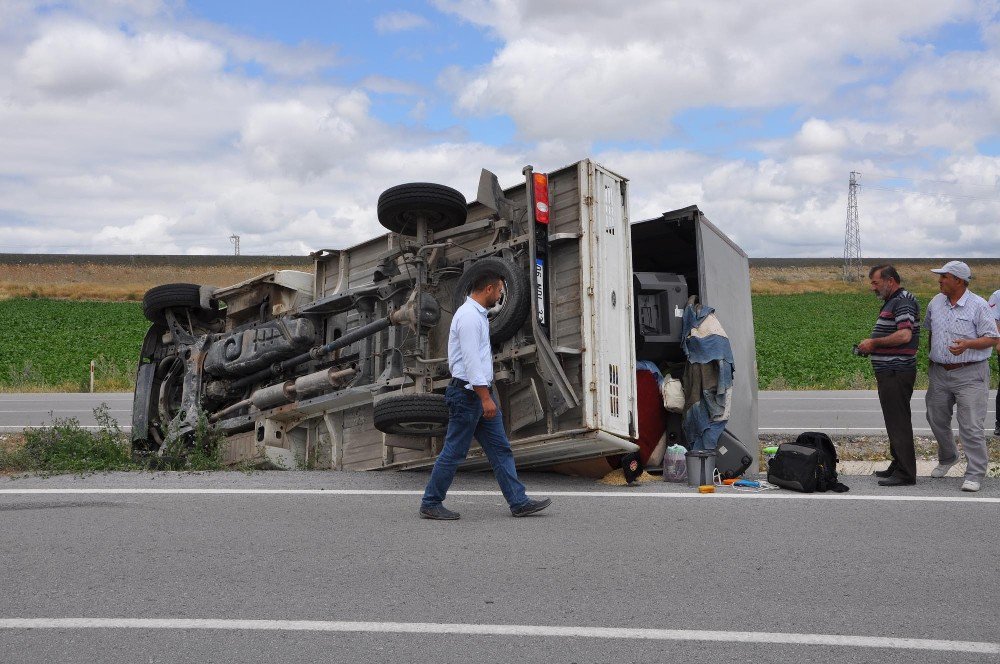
873, 463, 897, 478
419, 504, 460, 520
878, 475, 916, 487
511, 497, 552, 517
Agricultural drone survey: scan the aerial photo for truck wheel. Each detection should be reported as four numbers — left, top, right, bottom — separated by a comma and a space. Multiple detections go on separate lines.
377, 183, 467, 235
142, 283, 220, 323
453, 257, 531, 345
373, 393, 450, 437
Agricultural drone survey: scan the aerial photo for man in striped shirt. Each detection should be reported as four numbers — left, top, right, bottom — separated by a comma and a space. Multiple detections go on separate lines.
923, 261, 999, 493
856, 265, 920, 486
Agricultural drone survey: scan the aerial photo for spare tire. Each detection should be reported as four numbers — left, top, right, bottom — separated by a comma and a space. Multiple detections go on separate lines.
453, 257, 531, 345
377, 183, 467, 234
142, 283, 219, 323
373, 393, 449, 437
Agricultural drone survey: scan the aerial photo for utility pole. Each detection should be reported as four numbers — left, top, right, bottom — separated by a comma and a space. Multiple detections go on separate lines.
229, 234, 240, 257
843, 171, 861, 282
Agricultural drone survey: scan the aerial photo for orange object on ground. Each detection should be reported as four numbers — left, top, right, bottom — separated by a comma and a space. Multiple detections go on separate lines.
698, 485, 715, 493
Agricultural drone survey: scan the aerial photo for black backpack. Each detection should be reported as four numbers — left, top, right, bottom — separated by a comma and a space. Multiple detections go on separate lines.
767, 431, 849, 493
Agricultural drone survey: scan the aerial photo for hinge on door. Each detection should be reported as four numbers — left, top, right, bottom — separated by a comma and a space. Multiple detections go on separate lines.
587, 287, 594, 296
588, 382, 597, 392
584, 196, 593, 205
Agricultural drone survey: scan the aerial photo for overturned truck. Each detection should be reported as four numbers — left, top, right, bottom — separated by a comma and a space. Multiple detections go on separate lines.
131, 158, 758, 470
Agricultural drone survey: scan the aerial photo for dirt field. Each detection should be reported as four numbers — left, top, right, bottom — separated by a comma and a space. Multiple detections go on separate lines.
751, 258, 1000, 296
3, 255, 997, 300
0, 255, 312, 301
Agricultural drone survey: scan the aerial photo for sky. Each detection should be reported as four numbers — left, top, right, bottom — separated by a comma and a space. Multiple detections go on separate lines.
1, 0, 999, 257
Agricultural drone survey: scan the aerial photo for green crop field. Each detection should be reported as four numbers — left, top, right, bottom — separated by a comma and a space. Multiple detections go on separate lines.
753, 292, 932, 389
0, 298, 148, 391
0, 295, 996, 392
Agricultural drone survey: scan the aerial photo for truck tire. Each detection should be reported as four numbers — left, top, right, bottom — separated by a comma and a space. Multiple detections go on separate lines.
373, 393, 450, 437
142, 283, 219, 323
453, 257, 531, 345
377, 183, 467, 235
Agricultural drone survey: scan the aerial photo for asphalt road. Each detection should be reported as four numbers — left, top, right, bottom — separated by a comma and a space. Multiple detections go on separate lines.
0, 392, 131, 431
759, 390, 999, 434
3, 391, 998, 435
0, 472, 997, 663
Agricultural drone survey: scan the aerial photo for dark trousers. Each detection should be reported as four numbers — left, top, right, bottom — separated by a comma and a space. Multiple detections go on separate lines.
875, 368, 917, 481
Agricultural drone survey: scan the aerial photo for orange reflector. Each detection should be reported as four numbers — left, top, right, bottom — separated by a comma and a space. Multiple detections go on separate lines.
533, 173, 549, 224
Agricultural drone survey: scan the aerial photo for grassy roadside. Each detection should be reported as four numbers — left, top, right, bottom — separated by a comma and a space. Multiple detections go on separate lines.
0, 405, 226, 476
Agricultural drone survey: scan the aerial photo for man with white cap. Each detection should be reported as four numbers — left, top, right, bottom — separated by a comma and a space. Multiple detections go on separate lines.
923, 260, 999, 492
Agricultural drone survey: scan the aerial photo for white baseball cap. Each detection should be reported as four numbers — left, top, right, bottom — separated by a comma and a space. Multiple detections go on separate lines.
930, 260, 972, 280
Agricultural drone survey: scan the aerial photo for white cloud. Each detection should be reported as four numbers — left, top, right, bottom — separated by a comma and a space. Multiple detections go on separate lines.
0, 0, 998, 261
375, 10, 431, 34
16, 21, 224, 97
436, 0, 982, 142
93, 214, 181, 254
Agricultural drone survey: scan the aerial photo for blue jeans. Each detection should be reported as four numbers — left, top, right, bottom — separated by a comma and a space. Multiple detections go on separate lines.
421, 384, 528, 510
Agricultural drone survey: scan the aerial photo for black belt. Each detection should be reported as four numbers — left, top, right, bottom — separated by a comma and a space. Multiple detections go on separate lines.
449, 378, 492, 389
934, 360, 987, 371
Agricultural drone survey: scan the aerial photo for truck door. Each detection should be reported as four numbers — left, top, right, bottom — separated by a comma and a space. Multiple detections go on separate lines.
696, 215, 759, 452
582, 161, 638, 441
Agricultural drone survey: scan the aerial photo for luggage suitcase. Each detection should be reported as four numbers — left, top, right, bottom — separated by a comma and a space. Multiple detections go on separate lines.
714, 429, 754, 480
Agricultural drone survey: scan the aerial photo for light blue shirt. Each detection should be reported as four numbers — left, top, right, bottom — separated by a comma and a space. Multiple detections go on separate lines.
448, 297, 493, 387
923, 290, 1000, 364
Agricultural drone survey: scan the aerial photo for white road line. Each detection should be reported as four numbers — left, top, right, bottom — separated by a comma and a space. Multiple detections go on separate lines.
0, 488, 996, 503
759, 396, 881, 400
0, 426, 133, 432
0, 410, 130, 414
0, 618, 995, 653
770, 409, 887, 413
760, 427, 937, 433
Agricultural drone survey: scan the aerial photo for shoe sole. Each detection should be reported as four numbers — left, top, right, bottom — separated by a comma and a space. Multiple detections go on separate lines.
419, 512, 460, 520
511, 499, 552, 517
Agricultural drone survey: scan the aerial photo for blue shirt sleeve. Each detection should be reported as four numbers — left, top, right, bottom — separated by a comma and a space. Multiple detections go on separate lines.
456, 315, 490, 387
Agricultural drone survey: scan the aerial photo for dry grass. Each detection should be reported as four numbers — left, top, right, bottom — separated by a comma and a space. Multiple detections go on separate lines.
4, 257, 998, 300
0, 261, 311, 301
0, 434, 25, 452
751, 260, 1000, 296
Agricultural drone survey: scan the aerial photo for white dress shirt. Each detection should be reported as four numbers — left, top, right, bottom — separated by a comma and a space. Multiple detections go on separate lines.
448, 296, 493, 387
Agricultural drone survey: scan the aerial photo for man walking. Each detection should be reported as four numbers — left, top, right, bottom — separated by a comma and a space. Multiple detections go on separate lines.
989, 287, 1000, 436
419, 269, 551, 520
856, 265, 920, 486
923, 261, 999, 492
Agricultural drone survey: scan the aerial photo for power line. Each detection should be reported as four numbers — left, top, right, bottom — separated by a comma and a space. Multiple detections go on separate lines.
869, 174, 1000, 190
862, 184, 1000, 203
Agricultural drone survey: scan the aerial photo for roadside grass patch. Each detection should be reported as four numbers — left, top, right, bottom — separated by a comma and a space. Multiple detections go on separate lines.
0, 404, 228, 475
